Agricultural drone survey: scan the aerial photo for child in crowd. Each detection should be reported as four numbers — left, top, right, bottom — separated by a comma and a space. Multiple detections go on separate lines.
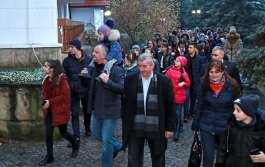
216, 94, 265, 167
165, 56, 190, 141
86, 18, 122, 80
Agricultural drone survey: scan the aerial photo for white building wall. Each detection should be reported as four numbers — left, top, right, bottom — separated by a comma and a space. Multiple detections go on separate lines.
0, 0, 61, 48
94, 9, 104, 32
70, 7, 94, 30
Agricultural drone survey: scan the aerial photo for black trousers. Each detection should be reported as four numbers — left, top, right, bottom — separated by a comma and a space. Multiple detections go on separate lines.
45, 110, 75, 156
190, 88, 198, 116
128, 137, 167, 167
71, 95, 91, 138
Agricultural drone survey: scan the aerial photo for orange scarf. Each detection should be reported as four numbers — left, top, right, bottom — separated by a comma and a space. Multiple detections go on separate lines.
210, 75, 226, 97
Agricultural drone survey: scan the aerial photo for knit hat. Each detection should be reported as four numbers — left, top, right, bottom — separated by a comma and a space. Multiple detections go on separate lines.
177, 56, 187, 67
181, 33, 189, 40
229, 26, 237, 34
97, 24, 111, 37
132, 45, 140, 51
234, 94, 260, 118
105, 18, 115, 29
69, 39, 81, 50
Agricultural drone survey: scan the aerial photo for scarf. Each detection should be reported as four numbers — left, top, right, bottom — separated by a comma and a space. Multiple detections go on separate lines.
123, 61, 137, 71
134, 73, 159, 139
210, 74, 226, 97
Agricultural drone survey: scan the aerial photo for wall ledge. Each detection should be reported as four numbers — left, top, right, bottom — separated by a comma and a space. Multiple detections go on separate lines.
0, 43, 62, 49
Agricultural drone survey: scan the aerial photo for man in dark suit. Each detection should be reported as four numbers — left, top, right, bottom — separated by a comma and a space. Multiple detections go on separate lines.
200, 46, 243, 91
122, 53, 176, 167
62, 39, 92, 141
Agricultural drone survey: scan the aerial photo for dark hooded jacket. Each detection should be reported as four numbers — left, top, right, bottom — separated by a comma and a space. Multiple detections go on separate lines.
216, 114, 265, 167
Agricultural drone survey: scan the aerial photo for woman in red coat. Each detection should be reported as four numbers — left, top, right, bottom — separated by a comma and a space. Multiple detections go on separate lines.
39, 59, 79, 166
165, 56, 190, 141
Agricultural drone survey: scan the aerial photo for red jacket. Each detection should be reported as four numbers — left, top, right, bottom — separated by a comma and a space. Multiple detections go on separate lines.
165, 66, 190, 103
42, 74, 71, 126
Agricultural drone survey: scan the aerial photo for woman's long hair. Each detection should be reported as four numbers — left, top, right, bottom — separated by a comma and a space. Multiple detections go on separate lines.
45, 59, 63, 88
201, 60, 241, 97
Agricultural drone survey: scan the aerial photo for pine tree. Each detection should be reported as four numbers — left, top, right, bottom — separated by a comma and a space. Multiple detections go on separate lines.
180, 0, 264, 39
237, 1, 265, 90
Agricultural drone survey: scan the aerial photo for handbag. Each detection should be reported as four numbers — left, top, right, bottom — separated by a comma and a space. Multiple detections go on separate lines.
188, 133, 202, 167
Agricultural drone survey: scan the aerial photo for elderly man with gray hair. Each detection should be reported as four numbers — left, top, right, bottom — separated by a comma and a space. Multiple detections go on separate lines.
200, 46, 243, 92
122, 53, 176, 167
81, 44, 124, 167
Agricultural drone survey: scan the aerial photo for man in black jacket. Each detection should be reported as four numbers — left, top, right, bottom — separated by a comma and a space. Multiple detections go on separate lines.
122, 53, 176, 167
200, 46, 243, 92
184, 43, 205, 118
62, 39, 92, 144
81, 44, 124, 167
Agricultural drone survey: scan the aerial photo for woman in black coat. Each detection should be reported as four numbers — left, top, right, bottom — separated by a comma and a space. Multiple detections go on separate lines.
191, 60, 241, 167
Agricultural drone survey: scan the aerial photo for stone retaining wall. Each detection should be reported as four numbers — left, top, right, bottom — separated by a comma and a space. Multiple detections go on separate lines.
0, 47, 62, 68
0, 82, 45, 140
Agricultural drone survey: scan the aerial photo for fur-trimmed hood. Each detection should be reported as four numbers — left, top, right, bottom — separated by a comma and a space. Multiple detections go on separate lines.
108, 29, 120, 42
226, 33, 240, 43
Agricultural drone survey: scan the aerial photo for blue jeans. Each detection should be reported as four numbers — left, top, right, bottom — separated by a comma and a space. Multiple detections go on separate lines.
184, 87, 190, 117
174, 103, 183, 139
92, 116, 122, 167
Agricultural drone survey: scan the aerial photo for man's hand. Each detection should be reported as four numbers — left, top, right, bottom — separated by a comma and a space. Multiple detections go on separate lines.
165, 131, 173, 138
251, 151, 265, 163
81, 68, 88, 74
99, 73, 109, 83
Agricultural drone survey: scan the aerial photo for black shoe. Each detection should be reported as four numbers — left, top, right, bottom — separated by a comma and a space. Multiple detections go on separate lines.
72, 147, 79, 158
67, 141, 72, 147
173, 132, 179, 142
173, 138, 179, 142
39, 155, 54, 166
85, 128, 91, 137
71, 138, 80, 158
113, 148, 122, 159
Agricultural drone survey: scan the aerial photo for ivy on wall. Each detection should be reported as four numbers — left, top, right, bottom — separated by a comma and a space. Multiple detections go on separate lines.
0, 68, 46, 84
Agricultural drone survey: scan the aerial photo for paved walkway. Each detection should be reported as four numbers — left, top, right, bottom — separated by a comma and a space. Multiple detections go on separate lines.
0, 118, 194, 167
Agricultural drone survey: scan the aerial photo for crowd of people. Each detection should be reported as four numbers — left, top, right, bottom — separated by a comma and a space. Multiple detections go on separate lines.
39, 18, 265, 167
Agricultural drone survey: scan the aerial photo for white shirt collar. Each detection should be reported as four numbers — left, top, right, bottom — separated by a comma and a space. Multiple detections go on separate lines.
141, 72, 154, 81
